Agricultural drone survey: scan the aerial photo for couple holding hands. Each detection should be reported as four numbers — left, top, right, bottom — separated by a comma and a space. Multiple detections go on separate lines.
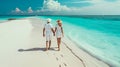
43, 18, 64, 51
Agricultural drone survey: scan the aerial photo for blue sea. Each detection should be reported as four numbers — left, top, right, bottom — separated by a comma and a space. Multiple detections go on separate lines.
0, 15, 120, 67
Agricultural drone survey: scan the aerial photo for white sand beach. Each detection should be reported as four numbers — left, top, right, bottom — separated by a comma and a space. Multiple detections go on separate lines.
0, 18, 109, 67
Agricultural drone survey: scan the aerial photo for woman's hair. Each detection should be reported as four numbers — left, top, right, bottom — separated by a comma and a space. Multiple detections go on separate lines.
57, 20, 62, 26
57, 19, 62, 23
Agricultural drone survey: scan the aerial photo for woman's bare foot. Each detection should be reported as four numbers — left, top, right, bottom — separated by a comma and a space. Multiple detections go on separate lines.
58, 48, 60, 51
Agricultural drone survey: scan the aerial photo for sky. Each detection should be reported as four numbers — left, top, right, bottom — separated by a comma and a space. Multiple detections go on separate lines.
0, 0, 120, 15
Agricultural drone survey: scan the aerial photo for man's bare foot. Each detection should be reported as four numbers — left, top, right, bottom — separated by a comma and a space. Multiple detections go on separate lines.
48, 47, 50, 50
45, 48, 48, 51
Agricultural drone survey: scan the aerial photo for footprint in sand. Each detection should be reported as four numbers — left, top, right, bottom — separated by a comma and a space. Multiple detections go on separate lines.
60, 54, 63, 57
63, 63, 67, 67
59, 64, 61, 67
56, 57, 59, 61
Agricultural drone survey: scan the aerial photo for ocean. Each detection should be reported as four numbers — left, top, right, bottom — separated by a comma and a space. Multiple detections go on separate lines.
0, 15, 120, 67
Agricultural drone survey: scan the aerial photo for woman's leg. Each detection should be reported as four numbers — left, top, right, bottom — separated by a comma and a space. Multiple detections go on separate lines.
57, 38, 61, 51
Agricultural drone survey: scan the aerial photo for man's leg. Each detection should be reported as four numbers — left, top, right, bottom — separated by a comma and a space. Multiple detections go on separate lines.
45, 36, 49, 51
45, 41, 48, 51
48, 35, 52, 49
48, 40, 51, 49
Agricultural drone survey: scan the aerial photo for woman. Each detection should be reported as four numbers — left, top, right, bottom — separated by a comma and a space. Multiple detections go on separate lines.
55, 20, 64, 51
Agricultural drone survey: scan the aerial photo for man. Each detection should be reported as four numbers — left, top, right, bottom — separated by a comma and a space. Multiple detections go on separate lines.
43, 18, 55, 51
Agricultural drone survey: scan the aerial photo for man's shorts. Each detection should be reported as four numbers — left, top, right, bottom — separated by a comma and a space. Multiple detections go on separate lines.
46, 34, 52, 41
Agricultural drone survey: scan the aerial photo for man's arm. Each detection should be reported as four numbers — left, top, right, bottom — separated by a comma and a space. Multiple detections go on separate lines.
55, 27, 57, 33
51, 28, 55, 36
43, 28, 45, 37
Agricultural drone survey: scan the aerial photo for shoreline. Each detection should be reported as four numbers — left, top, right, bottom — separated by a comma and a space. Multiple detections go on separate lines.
0, 18, 109, 67
66, 36, 111, 67
61, 35, 109, 67
62, 41, 86, 67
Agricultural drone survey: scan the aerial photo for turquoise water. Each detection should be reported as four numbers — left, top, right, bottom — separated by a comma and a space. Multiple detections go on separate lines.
0, 16, 120, 67
39, 16, 120, 67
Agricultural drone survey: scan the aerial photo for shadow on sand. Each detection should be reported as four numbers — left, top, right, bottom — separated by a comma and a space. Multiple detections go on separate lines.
18, 47, 57, 52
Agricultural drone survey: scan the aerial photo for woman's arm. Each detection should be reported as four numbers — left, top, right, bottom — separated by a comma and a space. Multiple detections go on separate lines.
61, 27, 64, 37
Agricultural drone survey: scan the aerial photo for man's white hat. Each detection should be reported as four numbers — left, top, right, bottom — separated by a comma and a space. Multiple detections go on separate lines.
47, 18, 51, 22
